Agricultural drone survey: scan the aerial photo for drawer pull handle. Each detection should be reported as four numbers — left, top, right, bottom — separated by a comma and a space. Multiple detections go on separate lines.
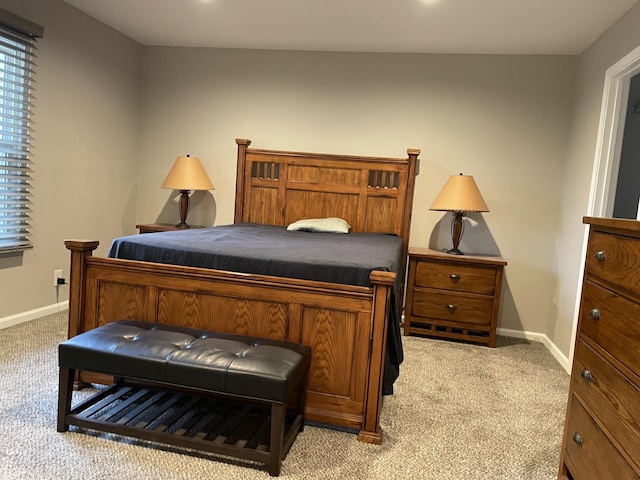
594, 250, 606, 261
589, 308, 601, 320
572, 432, 583, 447
449, 274, 460, 281
581, 369, 592, 381
446, 304, 457, 311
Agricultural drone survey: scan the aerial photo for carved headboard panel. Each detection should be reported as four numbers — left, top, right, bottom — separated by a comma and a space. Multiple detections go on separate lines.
234, 139, 420, 258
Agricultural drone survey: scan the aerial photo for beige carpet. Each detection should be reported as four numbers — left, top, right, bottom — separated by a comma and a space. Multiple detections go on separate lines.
0, 311, 569, 479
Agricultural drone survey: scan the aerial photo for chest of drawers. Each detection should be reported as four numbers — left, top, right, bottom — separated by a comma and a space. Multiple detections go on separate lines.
404, 247, 506, 347
559, 217, 640, 479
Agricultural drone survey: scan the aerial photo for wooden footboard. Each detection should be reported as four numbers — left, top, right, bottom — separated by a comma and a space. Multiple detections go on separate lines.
65, 240, 394, 444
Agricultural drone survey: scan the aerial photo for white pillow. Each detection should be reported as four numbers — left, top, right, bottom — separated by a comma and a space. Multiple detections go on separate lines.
286, 217, 351, 234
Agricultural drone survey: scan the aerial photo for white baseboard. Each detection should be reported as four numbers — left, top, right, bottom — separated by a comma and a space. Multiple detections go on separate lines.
401, 313, 571, 374
0, 301, 68, 330
498, 327, 571, 374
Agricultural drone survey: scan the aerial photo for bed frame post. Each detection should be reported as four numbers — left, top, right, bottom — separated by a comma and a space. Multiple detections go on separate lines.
234, 138, 252, 223
358, 270, 396, 445
402, 148, 420, 265
64, 240, 99, 340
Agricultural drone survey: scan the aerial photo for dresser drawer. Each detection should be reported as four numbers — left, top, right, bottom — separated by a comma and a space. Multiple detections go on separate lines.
572, 340, 640, 466
564, 396, 638, 480
586, 231, 640, 296
411, 289, 493, 326
414, 260, 496, 295
580, 281, 640, 376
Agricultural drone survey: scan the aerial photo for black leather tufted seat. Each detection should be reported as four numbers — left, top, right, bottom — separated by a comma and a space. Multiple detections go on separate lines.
58, 320, 310, 402
57, 320, 310, 476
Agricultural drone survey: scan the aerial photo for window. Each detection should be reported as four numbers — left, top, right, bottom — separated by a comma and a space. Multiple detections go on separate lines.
0, 9, 43, 253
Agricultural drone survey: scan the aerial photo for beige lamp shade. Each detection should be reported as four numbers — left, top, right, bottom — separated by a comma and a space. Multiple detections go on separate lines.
430, 173, 489, 213
161, 155, 214, 191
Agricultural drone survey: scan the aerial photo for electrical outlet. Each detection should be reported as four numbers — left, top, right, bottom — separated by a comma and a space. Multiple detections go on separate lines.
53, 269, 63, 287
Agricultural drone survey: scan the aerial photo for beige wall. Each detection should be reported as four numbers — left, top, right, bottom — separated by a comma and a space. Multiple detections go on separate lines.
551, 2, 640, 354
0, 0, 140, 318
137, 48, 576, 339
3, 0, 640, 362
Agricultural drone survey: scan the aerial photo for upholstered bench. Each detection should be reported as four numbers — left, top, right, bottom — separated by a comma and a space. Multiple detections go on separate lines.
57, 320, 311, 476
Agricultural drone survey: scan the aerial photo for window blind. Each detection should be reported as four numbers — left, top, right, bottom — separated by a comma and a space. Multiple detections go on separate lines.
0, 10, 42, 253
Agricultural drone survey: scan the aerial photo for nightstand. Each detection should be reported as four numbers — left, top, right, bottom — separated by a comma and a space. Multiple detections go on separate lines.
404, 247, 506, 347
136, 223, 205, 234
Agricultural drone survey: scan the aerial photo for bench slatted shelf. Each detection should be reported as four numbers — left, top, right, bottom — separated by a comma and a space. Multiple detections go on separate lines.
57, 320, 310, 476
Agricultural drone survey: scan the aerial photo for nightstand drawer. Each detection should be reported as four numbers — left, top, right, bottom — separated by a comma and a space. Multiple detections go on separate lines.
414, 261, 496, 295
579, 281, 640, 376
564, 396, 637, 480
586, 231, 640, 296
572, 341, 640, 464
411, 289, 493, 326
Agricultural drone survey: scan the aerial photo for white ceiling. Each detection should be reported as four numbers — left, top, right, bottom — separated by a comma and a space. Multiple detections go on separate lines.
62, 0, 640, 55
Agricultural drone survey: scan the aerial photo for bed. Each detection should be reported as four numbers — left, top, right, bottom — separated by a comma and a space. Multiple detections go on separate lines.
65, 138, 420, 444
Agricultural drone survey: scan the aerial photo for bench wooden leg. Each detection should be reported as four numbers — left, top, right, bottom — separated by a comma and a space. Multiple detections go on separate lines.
57, 366, 74, 432
269, 402, 286, 476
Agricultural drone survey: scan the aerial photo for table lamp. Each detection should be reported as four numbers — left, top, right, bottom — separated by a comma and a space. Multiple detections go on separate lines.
161, 154, 214, 228
430, 173, 489, 255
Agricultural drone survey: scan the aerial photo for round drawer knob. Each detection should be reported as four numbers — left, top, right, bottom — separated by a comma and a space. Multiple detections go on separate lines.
446, 304, 457, 311
589, 308, 601, 320
581, 369, 592, 381
449, 274, 460, 281
572, 432, 583, 447
594, 250, 606, 261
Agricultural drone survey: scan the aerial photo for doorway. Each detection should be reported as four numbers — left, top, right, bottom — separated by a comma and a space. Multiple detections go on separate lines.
612, 73, 640, 218
589, 44, 640, 218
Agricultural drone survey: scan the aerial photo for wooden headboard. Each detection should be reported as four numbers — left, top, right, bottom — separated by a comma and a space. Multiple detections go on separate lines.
234, 138, 420, 260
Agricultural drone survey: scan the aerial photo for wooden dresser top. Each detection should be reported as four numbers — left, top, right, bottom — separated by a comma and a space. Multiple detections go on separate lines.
584, 216, 640, 235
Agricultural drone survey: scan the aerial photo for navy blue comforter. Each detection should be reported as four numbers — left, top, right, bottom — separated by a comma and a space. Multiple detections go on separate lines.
108, 222, 404, 394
